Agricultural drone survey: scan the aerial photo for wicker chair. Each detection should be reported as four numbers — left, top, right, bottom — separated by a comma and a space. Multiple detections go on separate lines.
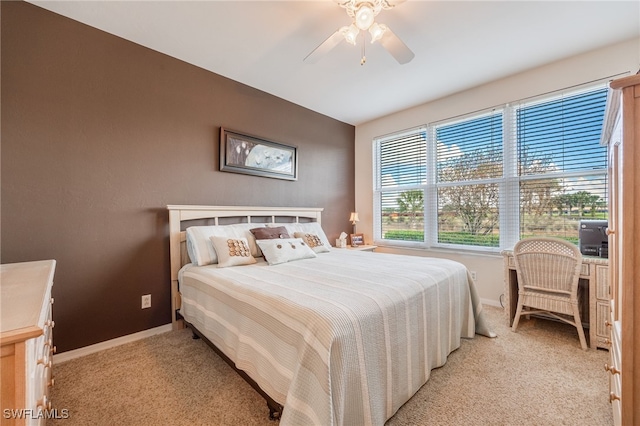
511, 237, 587, 350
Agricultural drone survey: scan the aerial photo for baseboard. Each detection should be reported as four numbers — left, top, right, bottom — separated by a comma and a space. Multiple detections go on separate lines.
53, 323, 172, 364
481, 298, 503, 308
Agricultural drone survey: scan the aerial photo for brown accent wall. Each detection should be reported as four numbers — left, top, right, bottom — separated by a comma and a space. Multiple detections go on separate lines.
1, 2, 355, 352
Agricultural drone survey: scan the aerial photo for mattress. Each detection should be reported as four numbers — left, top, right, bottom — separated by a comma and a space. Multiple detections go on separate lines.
178, 249, 494, 425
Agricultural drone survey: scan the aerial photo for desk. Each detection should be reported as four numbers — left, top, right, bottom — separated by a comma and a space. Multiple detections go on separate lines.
502, 251, 609, 350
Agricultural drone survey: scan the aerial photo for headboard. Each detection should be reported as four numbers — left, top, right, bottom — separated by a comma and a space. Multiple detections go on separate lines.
166, 205, 324, 328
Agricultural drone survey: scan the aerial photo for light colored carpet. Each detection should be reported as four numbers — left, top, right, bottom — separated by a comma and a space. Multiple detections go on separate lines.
47, 306, 612, 426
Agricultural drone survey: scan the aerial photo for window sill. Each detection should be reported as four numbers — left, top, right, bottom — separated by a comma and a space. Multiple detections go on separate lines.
373, 242, 503, 259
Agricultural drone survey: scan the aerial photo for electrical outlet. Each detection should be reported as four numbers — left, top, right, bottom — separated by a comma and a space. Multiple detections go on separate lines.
141, 294, 151, 309
470, 271, 477, 281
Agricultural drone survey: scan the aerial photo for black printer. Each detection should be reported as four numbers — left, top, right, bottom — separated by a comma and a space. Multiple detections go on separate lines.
579, 220, 608, 258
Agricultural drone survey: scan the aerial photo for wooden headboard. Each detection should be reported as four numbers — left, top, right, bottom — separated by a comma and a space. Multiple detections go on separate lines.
166, 205, 324, 328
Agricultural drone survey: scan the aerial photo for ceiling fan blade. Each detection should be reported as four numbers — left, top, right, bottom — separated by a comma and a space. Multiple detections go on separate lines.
304, 30, 345, 63
379, 26, 414, 64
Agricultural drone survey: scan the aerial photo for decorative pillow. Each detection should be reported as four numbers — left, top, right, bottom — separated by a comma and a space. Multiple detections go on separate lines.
294, 232, 330, 253
209, 236, 257, 268
250, 226, 290, 240
256, 238, 317, 265
280, 222, 332, 248
186, 223, 263, 266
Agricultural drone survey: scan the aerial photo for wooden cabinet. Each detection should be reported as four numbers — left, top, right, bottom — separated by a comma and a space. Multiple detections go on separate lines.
1, 260, 56, 426
502, 252, 609, 349
592, 263, 611, 349
601, 74, 640, 425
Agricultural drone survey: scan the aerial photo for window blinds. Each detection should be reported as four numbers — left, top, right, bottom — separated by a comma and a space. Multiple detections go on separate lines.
517, 88, 608, 175
374, 128, 427, 243
372, 83, 609, 250
434, 111, 503, 247
436, 112, 503, 182
515, 88, 608, 240
378, 130, 427, 188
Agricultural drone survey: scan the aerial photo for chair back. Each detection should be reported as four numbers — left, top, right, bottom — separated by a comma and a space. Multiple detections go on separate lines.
513, 237, 583, 296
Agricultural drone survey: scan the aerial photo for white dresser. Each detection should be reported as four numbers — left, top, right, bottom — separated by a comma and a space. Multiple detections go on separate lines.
1, 260, 56, 426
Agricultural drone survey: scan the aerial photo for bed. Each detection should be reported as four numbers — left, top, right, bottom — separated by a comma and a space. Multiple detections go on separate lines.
167, 205, 495, 426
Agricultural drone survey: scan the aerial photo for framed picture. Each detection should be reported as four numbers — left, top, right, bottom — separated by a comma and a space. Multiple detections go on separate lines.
349, 233, 364, 247
220, 128, 298, 181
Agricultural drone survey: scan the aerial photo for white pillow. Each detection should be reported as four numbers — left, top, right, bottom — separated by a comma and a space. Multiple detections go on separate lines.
256, 238, 317, 265
294, 232, 330, 253
209, 236, 257, 268
270, 222, 332, 249
186, 223, 264, 266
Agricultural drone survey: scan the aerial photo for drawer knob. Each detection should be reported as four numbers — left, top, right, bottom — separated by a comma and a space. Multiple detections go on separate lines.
610, 392, 621, 402
603, 338, 612, 346
37, 358, 52, 368
605, 320, 612, 327
604, 363, 621, 375
606, 228, 615, 236
44, 341, 56, 355
45, 319, 55, 328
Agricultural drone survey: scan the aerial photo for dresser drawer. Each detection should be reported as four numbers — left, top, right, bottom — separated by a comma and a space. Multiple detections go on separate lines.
24, 296, 54, 424
580, 263, 590, 276
595, 265, 609, 299
596, 301, 610, 338
609, 320, 622, 426
507, 255, 590, 276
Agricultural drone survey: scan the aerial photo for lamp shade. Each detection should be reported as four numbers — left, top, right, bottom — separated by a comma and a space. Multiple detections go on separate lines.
349, 212, 360, 223
340, 24, 360, 45
369, 23, 387, 43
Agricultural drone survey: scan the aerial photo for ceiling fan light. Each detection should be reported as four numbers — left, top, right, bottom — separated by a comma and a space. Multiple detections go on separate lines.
341, 23, 360, 45
355, 4, 375, 30
369, 22, 387, 43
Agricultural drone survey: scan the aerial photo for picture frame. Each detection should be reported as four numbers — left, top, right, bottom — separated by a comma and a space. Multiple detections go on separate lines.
349, 233, 364, 247
220, 128, 298, 181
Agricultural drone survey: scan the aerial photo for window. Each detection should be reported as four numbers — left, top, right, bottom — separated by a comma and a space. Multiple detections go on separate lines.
515, 88, 609, 244
374, 128, 427, 243
373, 84, 609, 251
436, 111, 503, 247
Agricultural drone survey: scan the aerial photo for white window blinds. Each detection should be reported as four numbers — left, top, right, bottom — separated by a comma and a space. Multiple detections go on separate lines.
515, 87, 608, 241
435, 111, 503, 247
374, 128, 427, 243
378, 130, 427, 188
436, 112, 503, 182
372, 82, 609, 251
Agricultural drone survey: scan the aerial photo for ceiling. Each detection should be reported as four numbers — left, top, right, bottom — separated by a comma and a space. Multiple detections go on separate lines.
28, 1, 640, 126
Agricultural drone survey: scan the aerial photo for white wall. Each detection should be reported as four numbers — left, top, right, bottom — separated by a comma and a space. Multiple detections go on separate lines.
354, 38, 640, 305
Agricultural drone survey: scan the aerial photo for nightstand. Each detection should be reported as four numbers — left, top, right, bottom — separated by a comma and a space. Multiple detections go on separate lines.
347, 245, 377, 252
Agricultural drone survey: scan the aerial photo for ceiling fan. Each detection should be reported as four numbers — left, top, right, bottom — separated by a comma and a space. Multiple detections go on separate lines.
304, 0, 415, 65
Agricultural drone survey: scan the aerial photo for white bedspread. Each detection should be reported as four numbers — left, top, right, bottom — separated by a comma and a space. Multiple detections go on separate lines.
179, 249, 495, 426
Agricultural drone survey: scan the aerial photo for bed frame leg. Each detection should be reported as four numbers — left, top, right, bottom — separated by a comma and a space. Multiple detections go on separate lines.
268, 403, 282, 421
192, 331, 200, 340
